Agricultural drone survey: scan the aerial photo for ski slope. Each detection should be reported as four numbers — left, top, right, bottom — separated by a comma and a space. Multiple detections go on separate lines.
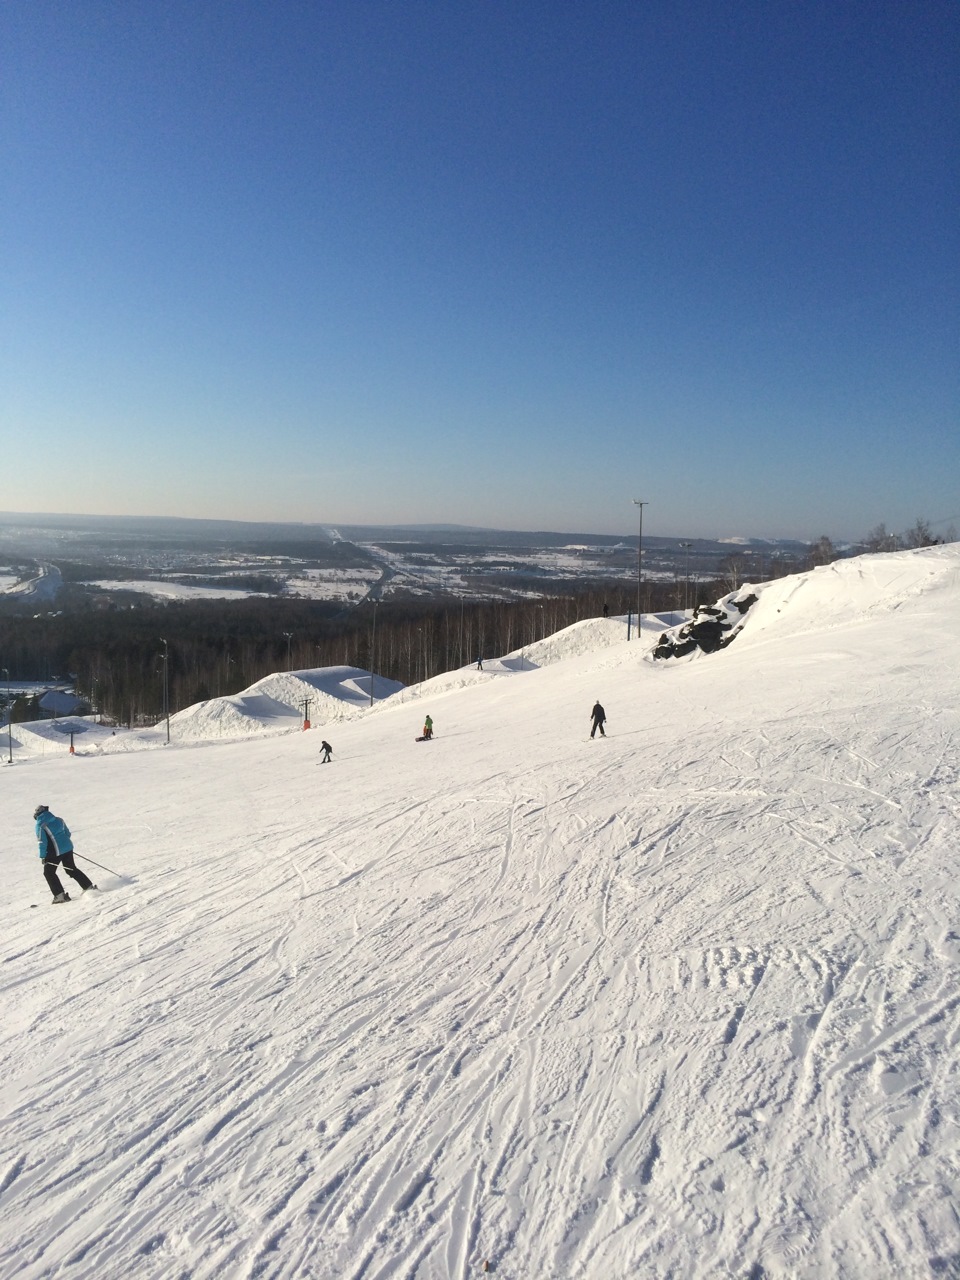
1, 546, 959, 1279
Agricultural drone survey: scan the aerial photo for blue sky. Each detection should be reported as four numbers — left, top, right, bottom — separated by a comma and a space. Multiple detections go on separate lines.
2, 1, 957, 541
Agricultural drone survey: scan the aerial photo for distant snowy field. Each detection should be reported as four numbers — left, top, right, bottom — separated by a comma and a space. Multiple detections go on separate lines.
84, 577, 277, 601
83, 568, 382, 602
283, 568, 382, 600
3, 544, 679, 607
1, 546, 959, 1279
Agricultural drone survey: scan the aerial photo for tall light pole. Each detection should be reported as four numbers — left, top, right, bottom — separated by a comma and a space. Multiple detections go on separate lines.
283, 631, 293, 669
369, 601, 379, 706
679, 542, 693, 612
160, 638, 170, 744
2, 668, 11, 764
633, 500, 648, 636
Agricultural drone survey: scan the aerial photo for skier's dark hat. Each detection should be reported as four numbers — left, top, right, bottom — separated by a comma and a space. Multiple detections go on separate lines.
34, 804, 48, 819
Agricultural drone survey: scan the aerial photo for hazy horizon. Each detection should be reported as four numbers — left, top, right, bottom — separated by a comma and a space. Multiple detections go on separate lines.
0, 506, 892, 547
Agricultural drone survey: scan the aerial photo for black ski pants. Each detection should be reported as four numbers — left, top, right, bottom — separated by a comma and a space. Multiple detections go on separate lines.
591, 719, 605, 738
43, 852, 93, 896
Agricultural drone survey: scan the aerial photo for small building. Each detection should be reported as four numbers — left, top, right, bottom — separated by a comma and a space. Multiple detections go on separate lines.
39, 690, 84, 717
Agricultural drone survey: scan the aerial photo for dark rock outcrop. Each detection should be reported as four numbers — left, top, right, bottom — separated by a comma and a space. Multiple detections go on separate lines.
652, 591, 759, 660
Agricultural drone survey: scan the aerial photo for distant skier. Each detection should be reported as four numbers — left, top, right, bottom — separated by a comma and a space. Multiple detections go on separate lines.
419, 715, 433, 741
34, 804, 96, 903
476, 656, 483, 671
590, 701, 606, 738
320, 740, 333, 763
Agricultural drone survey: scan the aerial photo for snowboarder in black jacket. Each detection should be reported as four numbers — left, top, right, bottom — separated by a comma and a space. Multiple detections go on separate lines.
320, 740, 333, 763
590, 702, 606, 738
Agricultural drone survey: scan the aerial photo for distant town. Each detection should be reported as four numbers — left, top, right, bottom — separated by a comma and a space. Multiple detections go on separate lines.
0, 512, 814, 614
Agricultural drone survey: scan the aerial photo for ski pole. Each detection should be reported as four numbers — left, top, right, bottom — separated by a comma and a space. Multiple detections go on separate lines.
75, 852, 127, 879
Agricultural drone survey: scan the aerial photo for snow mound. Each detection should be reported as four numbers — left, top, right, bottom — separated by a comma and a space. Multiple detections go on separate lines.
171, 691, 302, 739
398, 612, 687, 702
250, 665, 403, 713
733, 543, 960, 646
171, 666, 405, 741
8, 716, 117, 758
653, 545, 959, 660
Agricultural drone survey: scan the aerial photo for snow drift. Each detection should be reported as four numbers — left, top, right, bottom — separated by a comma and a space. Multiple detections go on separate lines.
170, 667, 403, 741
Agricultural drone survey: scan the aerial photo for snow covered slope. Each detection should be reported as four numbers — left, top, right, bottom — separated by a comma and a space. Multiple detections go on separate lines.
171, 667, 404, 741
1, 546, 958, 1279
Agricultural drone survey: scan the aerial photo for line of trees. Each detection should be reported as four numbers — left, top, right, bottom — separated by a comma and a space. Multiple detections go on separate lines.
5, 515, 953, 727
716, 515, 955, 590
0, 576, 714, 727
860, 518, 955, 553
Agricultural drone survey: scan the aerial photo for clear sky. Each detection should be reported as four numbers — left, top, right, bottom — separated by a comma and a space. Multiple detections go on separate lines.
2, 1, 957, 541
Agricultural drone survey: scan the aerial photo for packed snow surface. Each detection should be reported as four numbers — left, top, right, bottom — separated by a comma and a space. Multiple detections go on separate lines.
1, 546, 959, 1279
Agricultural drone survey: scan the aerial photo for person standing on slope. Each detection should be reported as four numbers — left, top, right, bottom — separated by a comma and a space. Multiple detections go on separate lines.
320, 740, 333, 763
422, 715, 433, 740
590, 701, 606, 738
34, 804, 96, 903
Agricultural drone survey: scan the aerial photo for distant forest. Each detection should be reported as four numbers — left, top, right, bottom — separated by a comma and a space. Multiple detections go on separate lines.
0, 579, 699, 726
1, 518, 948, 727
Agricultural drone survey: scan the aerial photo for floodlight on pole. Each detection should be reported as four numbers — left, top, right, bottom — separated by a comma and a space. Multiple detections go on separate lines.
160, 638, 170, 744
632, 500, 648, 637
369, 601, 379, 706
2, 668, 11, 764
679, 542, 693, 612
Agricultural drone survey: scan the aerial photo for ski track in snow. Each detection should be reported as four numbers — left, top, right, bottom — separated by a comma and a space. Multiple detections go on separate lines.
1, 546, 959, 1278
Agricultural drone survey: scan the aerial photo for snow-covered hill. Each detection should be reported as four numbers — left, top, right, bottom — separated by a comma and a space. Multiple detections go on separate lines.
171, 667, 405, 741
1, 546, 959, 1279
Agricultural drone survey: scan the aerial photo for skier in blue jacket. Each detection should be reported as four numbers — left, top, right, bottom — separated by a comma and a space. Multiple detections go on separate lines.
34, 805, 96, 903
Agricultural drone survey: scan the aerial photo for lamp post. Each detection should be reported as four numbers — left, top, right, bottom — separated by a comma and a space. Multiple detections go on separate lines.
679, 542, 693, 612
283, 631, 293, 670
633, 500, 648, 637
160, 638, 170, 744
2, 668, 11, 764
369, 601, 379, 707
